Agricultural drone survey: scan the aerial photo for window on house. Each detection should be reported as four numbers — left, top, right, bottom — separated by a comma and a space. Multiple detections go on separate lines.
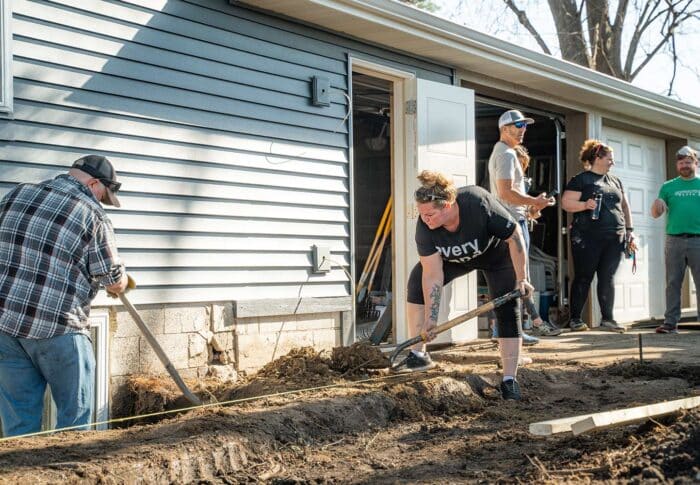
0, 0, 11, 115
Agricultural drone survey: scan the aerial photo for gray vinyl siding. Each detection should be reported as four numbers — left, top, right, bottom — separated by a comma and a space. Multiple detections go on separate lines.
0, 0, 452, 305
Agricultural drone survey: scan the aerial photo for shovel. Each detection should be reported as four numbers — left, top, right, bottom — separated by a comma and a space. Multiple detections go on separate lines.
119, 293, 202, 406
389, 289, 524, 369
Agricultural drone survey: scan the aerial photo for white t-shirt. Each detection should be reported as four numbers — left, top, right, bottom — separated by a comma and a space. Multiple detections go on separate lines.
488, 141, 526, 220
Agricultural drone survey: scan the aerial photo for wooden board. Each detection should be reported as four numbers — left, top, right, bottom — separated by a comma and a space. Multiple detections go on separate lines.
530, 395, 700, 436
571, 396, 700, 435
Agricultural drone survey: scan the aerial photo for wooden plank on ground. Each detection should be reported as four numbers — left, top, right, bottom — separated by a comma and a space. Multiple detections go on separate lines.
529, 414, 596, 436
530, 396, 700, 436
571, 396, 700, 435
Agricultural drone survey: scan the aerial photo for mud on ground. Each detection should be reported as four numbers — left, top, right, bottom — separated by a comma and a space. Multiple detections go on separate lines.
0, 343, 699, 483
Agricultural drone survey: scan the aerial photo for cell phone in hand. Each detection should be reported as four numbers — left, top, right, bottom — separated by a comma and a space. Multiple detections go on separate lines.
546, 189, 559, 199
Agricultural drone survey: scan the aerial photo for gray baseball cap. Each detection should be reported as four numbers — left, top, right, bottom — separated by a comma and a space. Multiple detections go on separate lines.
498, 110, 535, 129
676, 145, 697, 160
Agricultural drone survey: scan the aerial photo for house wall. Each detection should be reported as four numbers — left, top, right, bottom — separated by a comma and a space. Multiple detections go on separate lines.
1, 0, 452, 410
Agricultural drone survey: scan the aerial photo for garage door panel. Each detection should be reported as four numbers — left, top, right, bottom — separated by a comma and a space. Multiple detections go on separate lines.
626, 283, 647, 309
613, 283, 625, 311
608, 138, 624, 167
646, 146, 664, 177
627, 186, 645, 216
628, 143, 643, 170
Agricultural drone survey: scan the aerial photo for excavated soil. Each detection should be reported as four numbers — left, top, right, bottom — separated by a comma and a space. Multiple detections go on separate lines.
0, 344, 699, 483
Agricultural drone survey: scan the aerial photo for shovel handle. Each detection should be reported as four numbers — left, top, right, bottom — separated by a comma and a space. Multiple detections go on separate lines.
389, 289, 523, 367
119, 293, 202, 406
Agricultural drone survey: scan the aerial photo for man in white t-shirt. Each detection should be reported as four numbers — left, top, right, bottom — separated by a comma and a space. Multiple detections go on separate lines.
488, 110, 558, 343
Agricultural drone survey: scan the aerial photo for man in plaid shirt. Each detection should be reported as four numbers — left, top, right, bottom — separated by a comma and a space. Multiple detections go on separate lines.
0, 155, 129, 437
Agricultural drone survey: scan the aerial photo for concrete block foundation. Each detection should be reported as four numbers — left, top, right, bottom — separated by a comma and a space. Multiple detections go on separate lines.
105, 300, 344, 417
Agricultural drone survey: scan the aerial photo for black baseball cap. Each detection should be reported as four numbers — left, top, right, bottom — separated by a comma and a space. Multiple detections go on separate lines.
72, 155, 121, 207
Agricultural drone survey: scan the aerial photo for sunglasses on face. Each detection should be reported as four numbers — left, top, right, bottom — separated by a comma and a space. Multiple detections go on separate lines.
511, 121, 528, 129
415, 187, 446, 202
99, 179, 121, 193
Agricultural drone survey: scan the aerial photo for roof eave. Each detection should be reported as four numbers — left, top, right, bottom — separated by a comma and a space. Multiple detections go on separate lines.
237, 0, 700, 137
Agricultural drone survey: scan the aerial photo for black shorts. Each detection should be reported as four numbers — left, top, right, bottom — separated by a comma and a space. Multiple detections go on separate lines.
407, 243, 521, 338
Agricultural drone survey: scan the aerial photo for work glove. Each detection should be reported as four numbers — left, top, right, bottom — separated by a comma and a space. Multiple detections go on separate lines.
106, 274, 136, 298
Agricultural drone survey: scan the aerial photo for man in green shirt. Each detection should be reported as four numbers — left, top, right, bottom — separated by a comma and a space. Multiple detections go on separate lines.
651, 145, 700, 333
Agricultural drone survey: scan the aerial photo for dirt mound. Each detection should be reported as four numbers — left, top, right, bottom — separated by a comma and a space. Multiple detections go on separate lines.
257, 347, 333, 381
607, 361, 700, 386
3, 344, 700, 484
525, 408, 700, 483
123, 375, 224, 421
621, 409, 700, 482
389, 376, 484, 420
223, 347, 339, 401
330, 342, 390, 374
127, 375, 179, 414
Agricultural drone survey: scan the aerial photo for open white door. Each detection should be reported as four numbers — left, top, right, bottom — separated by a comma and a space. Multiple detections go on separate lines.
408, 78, 476, 344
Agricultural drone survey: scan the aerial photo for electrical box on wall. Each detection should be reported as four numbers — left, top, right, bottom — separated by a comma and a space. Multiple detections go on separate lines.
311, 76, 331, 107
312, 245, 332, 273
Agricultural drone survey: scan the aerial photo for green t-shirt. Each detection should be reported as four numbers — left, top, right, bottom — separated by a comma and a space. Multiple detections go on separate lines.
658, 176, 700, 235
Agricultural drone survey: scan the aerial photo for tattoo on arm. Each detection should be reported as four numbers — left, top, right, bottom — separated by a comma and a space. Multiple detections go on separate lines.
511, 233, 524, 254
429, 283, 442, 324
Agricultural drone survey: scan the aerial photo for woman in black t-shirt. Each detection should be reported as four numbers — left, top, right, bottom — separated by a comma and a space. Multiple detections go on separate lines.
404, 170, 533, 401
562, 140, 637, 333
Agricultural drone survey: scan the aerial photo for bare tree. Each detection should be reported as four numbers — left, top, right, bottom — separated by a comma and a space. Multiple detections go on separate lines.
525, 0, 698, 82
400, 0, 699, 95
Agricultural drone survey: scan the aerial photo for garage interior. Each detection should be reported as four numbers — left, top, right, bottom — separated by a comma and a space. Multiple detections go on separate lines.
351, 72, 394, 344
349, 80, 572, 343
475, 100, 566, 330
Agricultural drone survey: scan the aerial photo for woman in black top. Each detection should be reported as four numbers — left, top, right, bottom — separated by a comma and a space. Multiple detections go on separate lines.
562, 140, 637, 332
404, 170, 533, 400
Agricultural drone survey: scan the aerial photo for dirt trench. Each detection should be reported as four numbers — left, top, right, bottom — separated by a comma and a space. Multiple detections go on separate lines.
0, 347, 698, 484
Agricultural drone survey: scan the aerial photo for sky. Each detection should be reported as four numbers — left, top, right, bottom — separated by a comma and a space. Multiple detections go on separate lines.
428, 0, 700, 108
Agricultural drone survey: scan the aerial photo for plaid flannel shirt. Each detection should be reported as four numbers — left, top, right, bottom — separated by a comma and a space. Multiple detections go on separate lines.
0, 174, 124, 338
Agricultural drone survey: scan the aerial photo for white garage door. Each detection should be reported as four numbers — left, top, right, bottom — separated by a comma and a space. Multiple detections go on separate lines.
595, 126, 666, 323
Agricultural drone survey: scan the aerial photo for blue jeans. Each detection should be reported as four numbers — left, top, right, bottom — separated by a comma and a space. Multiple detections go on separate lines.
0, 332, 95, 437
664, 235, 700, 325
518, 219, 540, 320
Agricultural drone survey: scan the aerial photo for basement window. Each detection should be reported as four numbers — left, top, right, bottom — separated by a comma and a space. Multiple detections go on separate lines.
0, 0, 11, 116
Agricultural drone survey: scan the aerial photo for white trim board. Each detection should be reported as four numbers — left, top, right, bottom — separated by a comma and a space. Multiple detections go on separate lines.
0, 0, 12, 115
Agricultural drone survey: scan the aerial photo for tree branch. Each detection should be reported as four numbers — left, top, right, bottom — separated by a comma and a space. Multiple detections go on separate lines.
501, 0, 552, 54
548, 0, 590, 66
667, 30, 678, 96
629, 14, 675, 79
624, 0, 664, 77
613, 0, 630, 29
629, 1, 697, 79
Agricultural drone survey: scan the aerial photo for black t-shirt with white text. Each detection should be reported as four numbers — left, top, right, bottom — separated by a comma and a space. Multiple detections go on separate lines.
415, 186, 517, 264
565, 171, 625, 235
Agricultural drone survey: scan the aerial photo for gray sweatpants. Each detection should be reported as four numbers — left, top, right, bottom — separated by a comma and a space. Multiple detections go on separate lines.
664, 235, 700, 325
